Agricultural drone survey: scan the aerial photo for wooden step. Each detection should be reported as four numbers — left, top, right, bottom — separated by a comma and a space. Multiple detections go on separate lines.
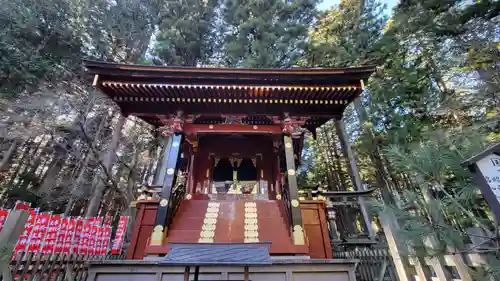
165, 199, 306, 255
166, 200, 208, 242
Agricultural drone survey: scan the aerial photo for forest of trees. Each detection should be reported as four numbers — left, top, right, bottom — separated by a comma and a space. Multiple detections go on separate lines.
0, 0, 499, 277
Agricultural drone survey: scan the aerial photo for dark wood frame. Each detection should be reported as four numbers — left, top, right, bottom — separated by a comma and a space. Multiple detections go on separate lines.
462, 143, 500, 222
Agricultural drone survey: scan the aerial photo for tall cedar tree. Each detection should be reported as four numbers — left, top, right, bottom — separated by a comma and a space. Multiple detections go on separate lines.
222, 0, 318, 68
153, 0, 221, 66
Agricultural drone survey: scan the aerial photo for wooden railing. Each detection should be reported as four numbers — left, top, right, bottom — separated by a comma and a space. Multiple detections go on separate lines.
166, 183, 186, 227
281, 181, 293, 228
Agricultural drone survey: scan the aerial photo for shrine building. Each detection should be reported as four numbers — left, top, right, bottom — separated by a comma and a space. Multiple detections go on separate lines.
85, 61, 375, 281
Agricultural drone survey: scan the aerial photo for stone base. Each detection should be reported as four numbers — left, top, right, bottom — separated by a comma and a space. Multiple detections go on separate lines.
88, 259, 358, 281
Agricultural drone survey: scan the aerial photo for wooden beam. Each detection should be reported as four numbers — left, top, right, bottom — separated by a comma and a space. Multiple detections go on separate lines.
184, 124, 282, 135
244, 266, 249, 281
150, 133, 184, 246
132, 112, 338, 119
183, 266, 190, 281
283, 135, 305, 246
152, 136, 172, 186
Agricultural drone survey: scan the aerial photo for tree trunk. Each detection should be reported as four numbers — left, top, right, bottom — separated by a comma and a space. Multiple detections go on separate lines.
7, 140, 33, 186
85, 114, 126, 217
0, 139, 20, 171
65, 115, 108, 215
353, 98, 394, 204
334, 119, 373, 237
319, 128, 339, 190
38, 138, 72, 194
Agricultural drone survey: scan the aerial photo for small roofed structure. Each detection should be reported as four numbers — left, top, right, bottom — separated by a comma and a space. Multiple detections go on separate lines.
85, 61, 376, 281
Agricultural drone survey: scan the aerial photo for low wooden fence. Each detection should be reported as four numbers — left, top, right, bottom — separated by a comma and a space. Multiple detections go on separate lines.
333, 247, 398, 281
3, 253, 124, 281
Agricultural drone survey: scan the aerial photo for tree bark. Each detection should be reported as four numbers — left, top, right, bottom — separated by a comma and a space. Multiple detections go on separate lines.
85, 114, 126, 217
38, 136, 73, 194
0, 140, 19, 171
334, 119, 373, 237
64, 114, 108, 215
353, 98, 394, 204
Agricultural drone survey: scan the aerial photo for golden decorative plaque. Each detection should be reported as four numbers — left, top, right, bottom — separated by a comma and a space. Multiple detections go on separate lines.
244, 213, 257, 218
244, 231, 258, 238
276, 193, 282, 200
244, 224, 258, 231
292, 225, 306, 245
200, 230, 215, 238
207, 206, 219, 213
287, 169, 295, 176
244, 207, 257, 213
202, 224, 216, 231
291, 199, 299, 208
244, 238, 259, 243
160, 199, 169, 207
198, 238, 213, 243
150, 225, 164, 245
205, 212, 218, 218
204, 218, 217, 225
245, 218, 258, 225
244, 202, 257, 207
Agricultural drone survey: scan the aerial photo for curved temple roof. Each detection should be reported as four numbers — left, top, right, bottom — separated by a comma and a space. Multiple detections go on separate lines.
85, 61, 376, 130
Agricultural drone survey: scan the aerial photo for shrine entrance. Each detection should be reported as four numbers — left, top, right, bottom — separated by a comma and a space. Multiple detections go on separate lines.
211, 157, 258, 194
192, 134, 276, 200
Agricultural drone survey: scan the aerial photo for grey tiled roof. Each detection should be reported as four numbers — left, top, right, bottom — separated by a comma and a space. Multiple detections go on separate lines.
160, 242, 272, 265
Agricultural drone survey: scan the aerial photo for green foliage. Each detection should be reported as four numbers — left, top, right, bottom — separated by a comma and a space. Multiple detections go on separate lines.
221, 0, 319, 67
380, 132, 498, 274
0, 0, 83, 97
307, 0, 499, 277
309, 0, 388, 67
153, 0, 220, 66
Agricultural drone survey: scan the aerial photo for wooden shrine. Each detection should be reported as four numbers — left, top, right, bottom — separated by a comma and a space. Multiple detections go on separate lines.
85, 61, 375, 278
